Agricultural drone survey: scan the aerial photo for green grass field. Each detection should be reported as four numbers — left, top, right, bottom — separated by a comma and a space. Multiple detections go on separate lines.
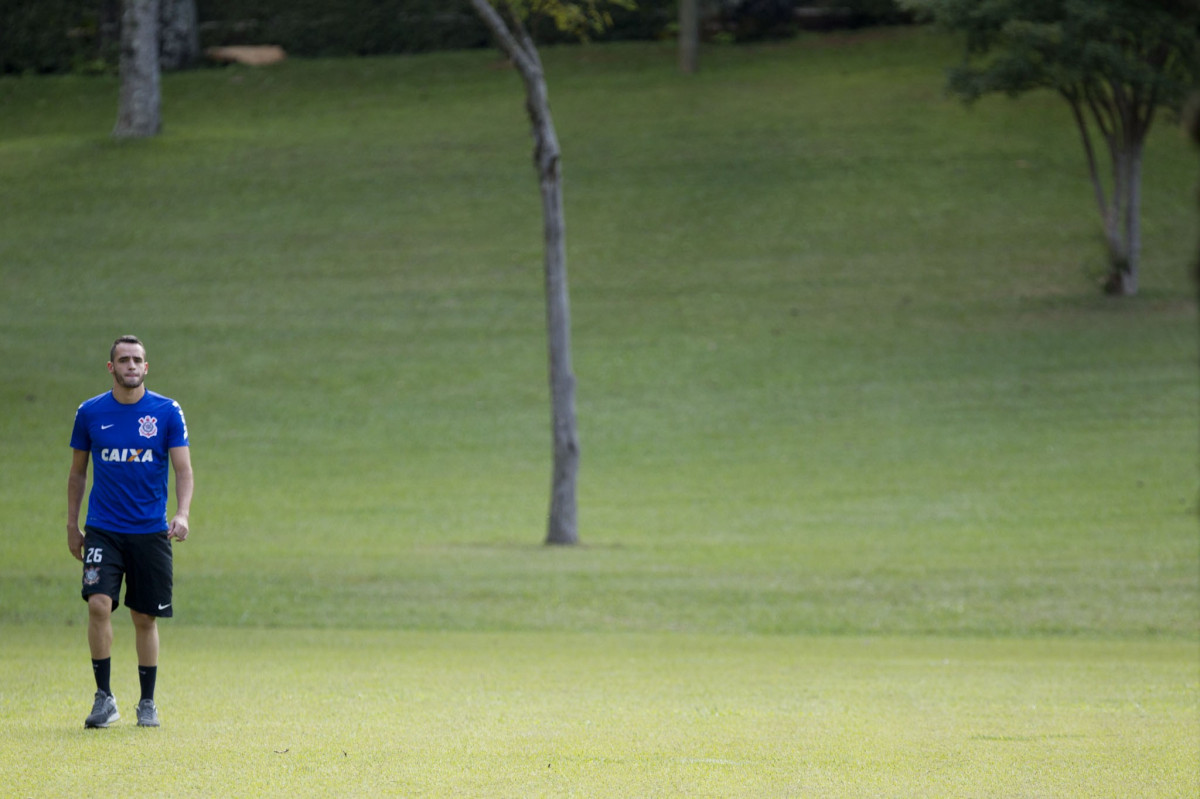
1, 28, 1197, 796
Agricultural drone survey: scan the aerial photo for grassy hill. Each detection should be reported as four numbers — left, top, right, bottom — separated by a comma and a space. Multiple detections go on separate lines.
0, 27, 1196, 795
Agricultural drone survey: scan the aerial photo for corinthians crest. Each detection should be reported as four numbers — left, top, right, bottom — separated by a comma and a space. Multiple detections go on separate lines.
138, 415, 158, 439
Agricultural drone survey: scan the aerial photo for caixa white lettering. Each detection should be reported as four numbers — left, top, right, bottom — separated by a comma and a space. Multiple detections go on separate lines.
100, 448, 155, 463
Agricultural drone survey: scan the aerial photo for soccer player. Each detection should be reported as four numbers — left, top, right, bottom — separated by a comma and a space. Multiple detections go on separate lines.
67, 335, 193, 728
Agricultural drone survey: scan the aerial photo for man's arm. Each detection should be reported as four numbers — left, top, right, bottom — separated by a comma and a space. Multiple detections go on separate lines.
168, 446, 193, 542
67, 449, 90, 561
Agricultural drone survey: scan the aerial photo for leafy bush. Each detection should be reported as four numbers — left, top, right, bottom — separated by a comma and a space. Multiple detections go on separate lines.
197, 0, 489, 57
712, 0, 800, 42
710, 0, 911, 42
830, 0, 912, 27
0, 0, 116, 74
0, 0, 909, 74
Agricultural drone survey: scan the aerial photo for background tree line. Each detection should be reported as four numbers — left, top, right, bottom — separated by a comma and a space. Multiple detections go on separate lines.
0, 0, 911, 75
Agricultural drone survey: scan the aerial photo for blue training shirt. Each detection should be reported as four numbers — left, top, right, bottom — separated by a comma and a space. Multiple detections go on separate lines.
70, 389, 189, 534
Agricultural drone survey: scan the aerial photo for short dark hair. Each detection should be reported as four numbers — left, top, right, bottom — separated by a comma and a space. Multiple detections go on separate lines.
110, 335, 145, 362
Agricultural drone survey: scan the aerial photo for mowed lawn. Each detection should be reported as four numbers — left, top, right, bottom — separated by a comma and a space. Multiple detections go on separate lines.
0, 27, 1197, 796
2, 627, 1196, 797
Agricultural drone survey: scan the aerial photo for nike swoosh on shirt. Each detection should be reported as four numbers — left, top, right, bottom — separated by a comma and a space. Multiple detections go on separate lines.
101, 424, 114, 430
158, 603, 171, 610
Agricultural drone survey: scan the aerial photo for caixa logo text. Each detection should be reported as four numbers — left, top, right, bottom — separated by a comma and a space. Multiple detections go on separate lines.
100, 448, 155, 463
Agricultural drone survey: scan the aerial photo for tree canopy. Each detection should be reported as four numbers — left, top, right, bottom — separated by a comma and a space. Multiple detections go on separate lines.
914, 0, 1199, 109
905, 0, 1200, 294
491, 0, 634, 38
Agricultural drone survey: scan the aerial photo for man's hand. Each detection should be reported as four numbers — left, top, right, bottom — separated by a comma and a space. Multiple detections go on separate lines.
68, 525, 85, 562
167, 514, 189, 543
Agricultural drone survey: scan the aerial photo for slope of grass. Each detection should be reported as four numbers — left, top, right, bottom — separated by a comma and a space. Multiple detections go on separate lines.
0, 28, 1196, 794
1, 30, 1194, 638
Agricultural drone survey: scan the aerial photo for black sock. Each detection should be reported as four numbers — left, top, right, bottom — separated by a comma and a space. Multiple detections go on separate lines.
92, 658, 112, 696
138, 665, 157, 702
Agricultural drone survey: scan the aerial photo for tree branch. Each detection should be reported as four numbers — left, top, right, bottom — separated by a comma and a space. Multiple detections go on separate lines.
468, 0, 538, 76
1083, 80, 1116, 146
1063, 86, 1111, 231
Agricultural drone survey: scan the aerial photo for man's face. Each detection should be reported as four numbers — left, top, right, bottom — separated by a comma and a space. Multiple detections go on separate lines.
108, 342, 148, 389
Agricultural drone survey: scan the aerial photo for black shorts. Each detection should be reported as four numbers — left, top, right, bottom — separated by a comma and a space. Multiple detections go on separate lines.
81, 526, 174, 617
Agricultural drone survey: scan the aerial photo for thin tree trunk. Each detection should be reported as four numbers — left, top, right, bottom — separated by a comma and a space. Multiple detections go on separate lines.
540, 149, 580, 545
1187, 94, 1200, 288
527, 52, 580, 546
679, 0, 699, 74
1065, 91, 1117, 253
470, 0, 580, 545
159, 0, 200, 71
1108, 140, 1143, 295
1077, 82, 1147, 296
1127, 145, 1142, 292
113, 0, 161, 138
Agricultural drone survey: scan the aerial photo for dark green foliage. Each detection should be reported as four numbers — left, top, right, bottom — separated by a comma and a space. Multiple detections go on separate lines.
1, 0, 914, 73
714, 0, 801, 41
712, 0, 912, 41
805, 0, 914, 30
0, 0, 118, 74
836, 0, 912, 26
197, 0, 489, 57
5, 0, 641, 72
525, 1, 673, 43
908, 0, 1200, 112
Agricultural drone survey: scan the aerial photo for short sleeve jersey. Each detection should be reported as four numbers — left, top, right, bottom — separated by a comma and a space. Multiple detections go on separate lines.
70, 389, 189, 534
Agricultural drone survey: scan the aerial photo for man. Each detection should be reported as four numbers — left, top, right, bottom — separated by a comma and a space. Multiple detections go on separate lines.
67, 335, 193, 728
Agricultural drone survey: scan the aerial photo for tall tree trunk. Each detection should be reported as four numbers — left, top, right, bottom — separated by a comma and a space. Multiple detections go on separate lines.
159, 0, 200, 71
1065, 92, 1119, 265
679, 0, 699, 74
1188, 94, 1200, 289
540, 132, 580, 545
1121, 141, 1143, 295
1103, 140, 1143, 296
526, 52, 579, 545
470, 0, 580, 545
1073, 85, 1147, 296
113, 0, 161, 138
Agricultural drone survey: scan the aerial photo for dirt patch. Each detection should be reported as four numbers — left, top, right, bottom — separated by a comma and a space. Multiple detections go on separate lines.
206, 45, 287, 66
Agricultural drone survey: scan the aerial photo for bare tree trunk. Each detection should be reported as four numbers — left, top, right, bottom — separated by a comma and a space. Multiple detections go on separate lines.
113, 0, 161, 138
1106, 141, 1143, 295
470, 0, 580, 545
1187, 94, 1200, 289
526, 50, 579, 545
159, 0, 200, 71
1124, 143, 1143, 294
540, 136, 580, 545
679, 0, 699, 74
1072, 84, 1148, 296
1065, 92, 1117, 254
